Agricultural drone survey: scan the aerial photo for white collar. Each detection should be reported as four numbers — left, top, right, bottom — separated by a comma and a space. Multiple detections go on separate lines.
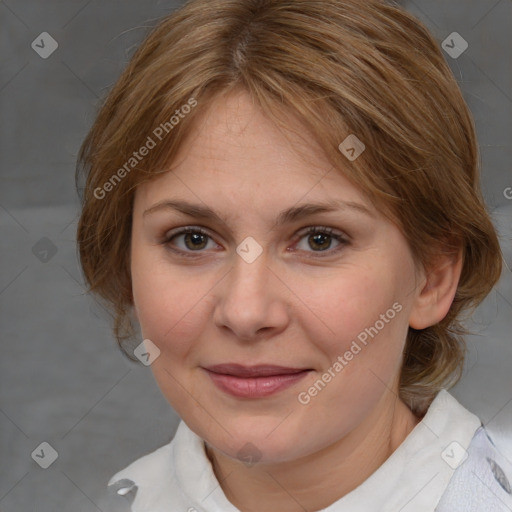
108, 389, 482, 511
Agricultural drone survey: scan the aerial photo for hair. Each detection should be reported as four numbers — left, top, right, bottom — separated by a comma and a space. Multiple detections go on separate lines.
76, 0, 503, 416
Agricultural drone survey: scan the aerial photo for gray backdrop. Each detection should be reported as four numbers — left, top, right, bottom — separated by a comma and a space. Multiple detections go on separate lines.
1, 0, 511, 511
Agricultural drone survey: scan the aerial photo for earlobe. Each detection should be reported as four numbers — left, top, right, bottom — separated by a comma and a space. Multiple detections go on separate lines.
408, 249, 463, 330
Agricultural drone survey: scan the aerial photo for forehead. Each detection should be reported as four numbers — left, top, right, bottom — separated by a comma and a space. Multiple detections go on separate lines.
186, 92, 324, 170
140, 90, 369, 202
132, 90, 378, 228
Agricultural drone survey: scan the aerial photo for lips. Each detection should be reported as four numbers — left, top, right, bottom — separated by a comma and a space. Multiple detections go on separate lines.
203, 364, 313, 398
204, 363, 311, 377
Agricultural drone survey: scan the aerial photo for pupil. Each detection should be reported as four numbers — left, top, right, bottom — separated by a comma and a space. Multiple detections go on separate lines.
186, 233, 207, 250
310, 233, 330, 251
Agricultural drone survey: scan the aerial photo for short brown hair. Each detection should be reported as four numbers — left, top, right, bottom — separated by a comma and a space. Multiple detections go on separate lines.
76, 0, 503, 415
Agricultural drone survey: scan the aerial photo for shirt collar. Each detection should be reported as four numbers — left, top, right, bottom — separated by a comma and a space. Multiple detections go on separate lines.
109, 389, 482, 511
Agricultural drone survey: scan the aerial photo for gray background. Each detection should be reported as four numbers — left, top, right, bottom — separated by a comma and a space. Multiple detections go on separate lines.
0, 0, 511, 510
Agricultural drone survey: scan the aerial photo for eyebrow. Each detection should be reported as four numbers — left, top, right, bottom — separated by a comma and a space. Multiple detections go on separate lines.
143, 198, 375, 227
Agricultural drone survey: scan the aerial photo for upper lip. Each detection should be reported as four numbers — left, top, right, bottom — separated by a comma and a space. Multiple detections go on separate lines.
204, 364, 311, 378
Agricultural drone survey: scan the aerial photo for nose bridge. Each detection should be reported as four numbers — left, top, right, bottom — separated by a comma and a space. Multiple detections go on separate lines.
229, 245, 271, 303
213, 243, 288, 338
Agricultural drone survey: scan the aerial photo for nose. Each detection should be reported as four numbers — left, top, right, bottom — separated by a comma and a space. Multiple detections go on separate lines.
212, 247, 290, 341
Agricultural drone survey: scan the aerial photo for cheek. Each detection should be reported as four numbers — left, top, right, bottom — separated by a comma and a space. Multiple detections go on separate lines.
130, 249, 199, 354
304, 270, 402, 352
301, 272, 409, 412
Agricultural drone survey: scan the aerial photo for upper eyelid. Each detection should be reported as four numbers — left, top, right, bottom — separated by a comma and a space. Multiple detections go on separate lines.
164, 224, 347, 237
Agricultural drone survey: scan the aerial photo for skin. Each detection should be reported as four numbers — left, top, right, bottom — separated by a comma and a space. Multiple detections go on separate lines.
130, 88, 463, 511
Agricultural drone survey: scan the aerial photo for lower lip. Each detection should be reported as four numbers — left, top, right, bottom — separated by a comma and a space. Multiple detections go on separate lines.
204, 369, 311, 398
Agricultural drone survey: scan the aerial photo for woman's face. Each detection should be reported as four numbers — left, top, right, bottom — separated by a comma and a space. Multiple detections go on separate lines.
130, 89, 423, 464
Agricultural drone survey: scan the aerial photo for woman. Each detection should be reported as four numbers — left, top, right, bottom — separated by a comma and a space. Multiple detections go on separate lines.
76, 0, 511, 510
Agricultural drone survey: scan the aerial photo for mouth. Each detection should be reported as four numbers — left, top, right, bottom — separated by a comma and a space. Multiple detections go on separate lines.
204, 363, 312, 377
202, 364, 313, 398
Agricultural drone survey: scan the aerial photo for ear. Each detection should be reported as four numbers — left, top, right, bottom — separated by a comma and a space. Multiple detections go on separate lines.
408, 248, 463, 329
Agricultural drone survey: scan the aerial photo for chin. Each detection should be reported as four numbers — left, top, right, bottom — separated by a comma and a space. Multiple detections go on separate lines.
199, 418, 312, 465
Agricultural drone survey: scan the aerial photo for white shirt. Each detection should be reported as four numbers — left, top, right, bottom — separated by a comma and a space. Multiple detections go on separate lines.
108, 389, 512, 511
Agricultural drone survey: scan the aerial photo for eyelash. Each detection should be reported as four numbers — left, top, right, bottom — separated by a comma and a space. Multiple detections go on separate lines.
160, 226, 349, 259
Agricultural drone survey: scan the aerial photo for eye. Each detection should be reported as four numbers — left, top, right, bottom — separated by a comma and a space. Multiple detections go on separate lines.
292, 226, 348, 256
162, 227, 219, 257
161, 225, 349, 259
